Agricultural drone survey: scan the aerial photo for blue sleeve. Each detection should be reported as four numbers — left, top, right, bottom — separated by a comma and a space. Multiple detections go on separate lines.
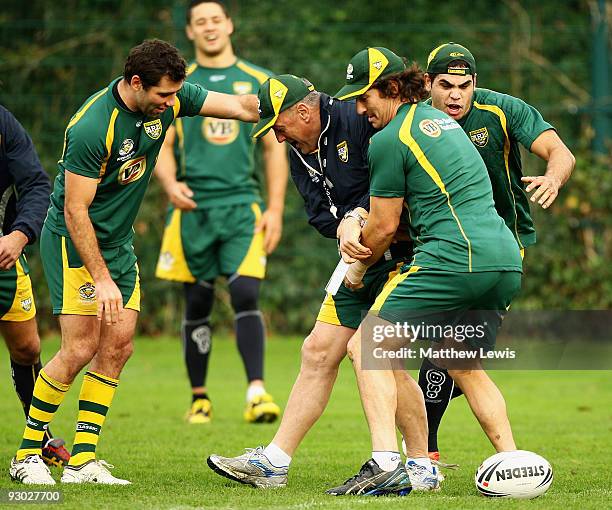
0, 107, 50, 243
289, 152, 339, 239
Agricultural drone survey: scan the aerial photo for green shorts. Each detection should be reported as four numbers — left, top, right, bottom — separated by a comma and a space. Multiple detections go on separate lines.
41, 226, 140, 316
0, 254, 36, 322
156, 202, 266, 282
317, 243, 412, 330
371, 266, 522, 350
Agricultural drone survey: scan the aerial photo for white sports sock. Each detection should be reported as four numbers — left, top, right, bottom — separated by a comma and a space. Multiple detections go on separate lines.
372, 451, 401, 472
263, 443, 291, 467
246, 384, 266, 402
406, 456, 434, 471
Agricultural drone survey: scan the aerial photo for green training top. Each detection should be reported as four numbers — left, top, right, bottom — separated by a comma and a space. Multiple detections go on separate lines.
369, 102, 522, 273
174, 59, 272, 208
458, 88, 554, 249
46, 78, 208, 247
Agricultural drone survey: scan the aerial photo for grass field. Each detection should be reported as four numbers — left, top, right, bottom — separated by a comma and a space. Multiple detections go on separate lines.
0, 335, 610, 509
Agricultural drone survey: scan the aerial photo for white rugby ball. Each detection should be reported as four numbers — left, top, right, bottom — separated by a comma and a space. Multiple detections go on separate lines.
475, 450, 553, 499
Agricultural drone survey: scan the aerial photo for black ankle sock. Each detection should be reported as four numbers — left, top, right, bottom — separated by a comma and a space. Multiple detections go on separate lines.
192, 392, 209, 403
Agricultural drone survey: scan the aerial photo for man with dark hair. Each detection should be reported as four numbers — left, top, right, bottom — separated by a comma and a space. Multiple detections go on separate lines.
327, 46, 523, 496
155, 0, 288, 425
0, 105, 70, 469
418, 42, 575, 463
207, 73, 437, 493
9, 38, 259, 485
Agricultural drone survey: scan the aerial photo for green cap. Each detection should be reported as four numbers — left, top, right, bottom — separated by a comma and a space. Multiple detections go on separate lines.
251, 74, 315, 138
335, 47, 406, 100
426, 42, 476, 76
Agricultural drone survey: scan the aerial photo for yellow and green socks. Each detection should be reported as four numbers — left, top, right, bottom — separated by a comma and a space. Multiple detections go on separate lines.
69, 371, 118, 467
16, 369, 70, 460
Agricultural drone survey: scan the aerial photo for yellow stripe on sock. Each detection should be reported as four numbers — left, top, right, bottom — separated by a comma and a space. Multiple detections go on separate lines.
76, 410, 106, 427
29, 406, 54, 423
23, 427, 45, 442
81, 373, 118, 406
74, 431, 99, 446
70, 452, 95, 466
16, 448, 41, 461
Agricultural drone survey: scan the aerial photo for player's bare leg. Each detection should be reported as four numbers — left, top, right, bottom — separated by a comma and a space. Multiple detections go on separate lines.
448, 368, 516, 452
346, 326, 399, 452
271, 321, 354, 455
393, 369, 428, 459
207, 321, 353, 488
2, 318, 41, 365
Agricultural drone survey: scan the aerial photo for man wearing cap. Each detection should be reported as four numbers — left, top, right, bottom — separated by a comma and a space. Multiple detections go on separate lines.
207, 74, 434, 494
327, 46, 523, 495
418, 42, 575, 463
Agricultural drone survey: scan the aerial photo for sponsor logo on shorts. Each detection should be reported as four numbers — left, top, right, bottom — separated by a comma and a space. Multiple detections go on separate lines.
202, 118, 239, 145
469, 127, 489, 147
233, 81, 252, 95
157, 251, 175, 272
118, 156, 147, 185
78, 282, 96, 302
143, 119, 163, 140
336, 140, 349, 163
419, 119, 442, 138
20, 297, 33, 312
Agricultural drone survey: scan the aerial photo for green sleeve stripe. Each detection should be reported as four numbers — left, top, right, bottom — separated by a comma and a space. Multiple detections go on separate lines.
399, 104, 472, 271
473, 102, 524, 250
235, 61, 269, 85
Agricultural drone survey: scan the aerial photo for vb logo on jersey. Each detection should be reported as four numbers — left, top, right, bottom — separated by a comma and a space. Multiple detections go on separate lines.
419, 119, 442, 138
143, 119, 162, 140
337, 141, 349, 163
203, 118, 239, 145
118, 156, 147, 185
469, 127, 489, 147
78, 282, 96, 302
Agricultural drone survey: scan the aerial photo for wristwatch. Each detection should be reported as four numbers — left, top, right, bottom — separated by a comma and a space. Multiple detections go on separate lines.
343, 209, 367, 228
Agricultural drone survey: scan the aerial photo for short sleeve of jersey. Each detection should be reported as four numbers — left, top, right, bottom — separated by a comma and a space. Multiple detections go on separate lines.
503, 94, 554, 150
368, 130, 406, 198
176, 81, 208, 118
62, 121, 106, 179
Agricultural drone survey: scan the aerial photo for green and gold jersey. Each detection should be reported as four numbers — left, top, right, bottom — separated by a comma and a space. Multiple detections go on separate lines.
458, 88, 554, 249
46, 78, 207, 246
174, 59, 272, 208
369, 102, 521, 273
